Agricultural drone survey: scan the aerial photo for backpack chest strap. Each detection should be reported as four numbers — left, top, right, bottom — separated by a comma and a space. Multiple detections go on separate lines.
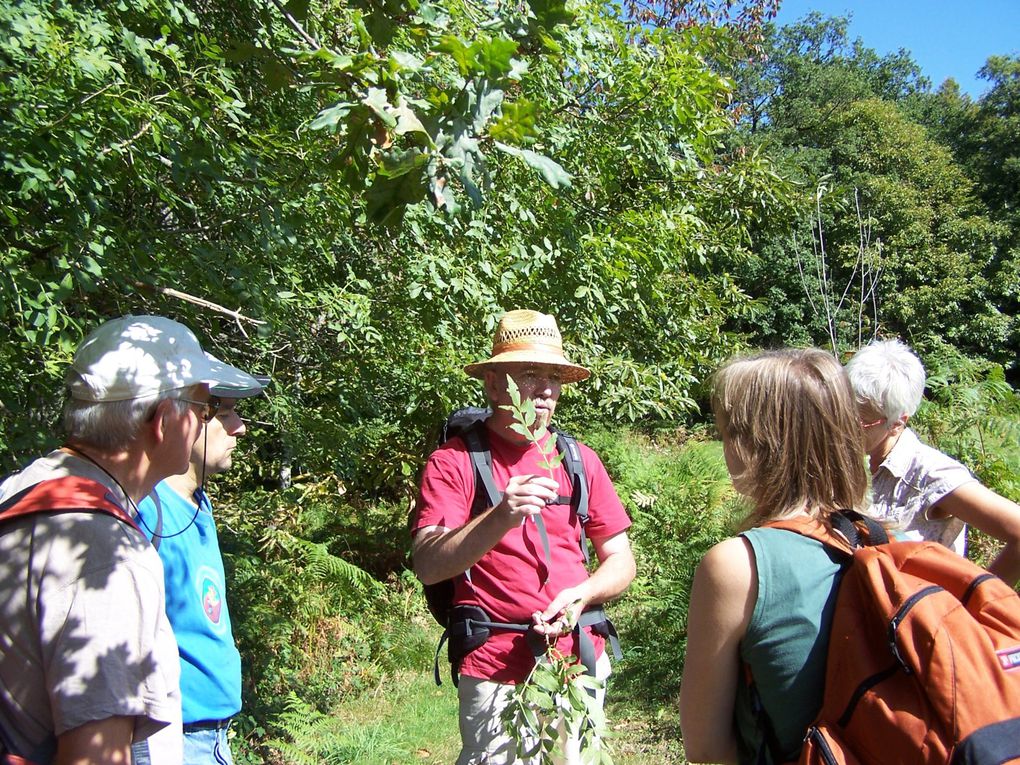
436, 605, 622, 688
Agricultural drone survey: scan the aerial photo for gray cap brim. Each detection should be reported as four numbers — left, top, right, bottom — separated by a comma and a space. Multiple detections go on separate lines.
206, 354, 269, 398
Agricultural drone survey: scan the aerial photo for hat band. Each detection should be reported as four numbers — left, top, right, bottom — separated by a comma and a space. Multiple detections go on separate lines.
492, 339, 564, 355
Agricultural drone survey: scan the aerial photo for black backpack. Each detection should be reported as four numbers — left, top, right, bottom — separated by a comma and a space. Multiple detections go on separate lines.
417, 407, 620, 686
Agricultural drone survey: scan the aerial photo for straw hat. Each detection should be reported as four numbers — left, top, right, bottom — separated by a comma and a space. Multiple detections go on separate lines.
463, 310, 590, 383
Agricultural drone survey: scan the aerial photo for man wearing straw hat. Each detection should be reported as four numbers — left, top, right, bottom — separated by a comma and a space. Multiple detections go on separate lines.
412, 309, 636, 764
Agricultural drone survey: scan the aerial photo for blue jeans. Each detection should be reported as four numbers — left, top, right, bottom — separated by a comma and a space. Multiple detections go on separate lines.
184, 727, 234, 765
132, 726, 234, 765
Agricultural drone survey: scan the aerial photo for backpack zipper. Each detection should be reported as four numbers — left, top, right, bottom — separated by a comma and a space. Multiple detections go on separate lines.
805, 727, 839, 765
837, 584, 945, 726
837, 663, 899, 727
888, 585, 942, 672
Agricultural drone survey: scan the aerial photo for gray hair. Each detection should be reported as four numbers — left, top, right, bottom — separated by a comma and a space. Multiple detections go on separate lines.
845, 339, 926, 422
62, 376, 194, 450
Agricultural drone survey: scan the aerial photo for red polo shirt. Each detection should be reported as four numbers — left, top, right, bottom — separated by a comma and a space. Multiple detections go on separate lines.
413, 428, 631, 683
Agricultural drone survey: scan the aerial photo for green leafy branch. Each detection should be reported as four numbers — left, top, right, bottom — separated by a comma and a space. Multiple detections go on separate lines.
501, 373, 563, 477
501, 647, 614, 765
498, 377, 613, 762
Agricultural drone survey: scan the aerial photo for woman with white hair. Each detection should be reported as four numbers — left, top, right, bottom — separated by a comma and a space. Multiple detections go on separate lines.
845, 338, 1020, 585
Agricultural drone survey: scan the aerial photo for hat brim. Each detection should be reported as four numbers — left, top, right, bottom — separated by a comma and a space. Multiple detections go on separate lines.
204, 354, 268, 398
464, 351, 590, 383
67, 315, 267, 402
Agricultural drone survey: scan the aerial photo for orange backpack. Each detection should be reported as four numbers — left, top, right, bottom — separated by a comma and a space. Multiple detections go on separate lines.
760, 510, 1020, 765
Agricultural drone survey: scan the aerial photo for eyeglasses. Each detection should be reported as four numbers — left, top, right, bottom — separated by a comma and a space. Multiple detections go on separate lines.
860, 416, 888, 430
178, 396, 221, 422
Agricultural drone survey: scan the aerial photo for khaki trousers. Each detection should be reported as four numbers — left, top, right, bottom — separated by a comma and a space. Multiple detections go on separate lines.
455, 652, 611, 765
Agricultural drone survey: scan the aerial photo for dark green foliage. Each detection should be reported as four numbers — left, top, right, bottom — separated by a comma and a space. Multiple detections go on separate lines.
219, 483, 438, 756
2, 0, 1016, 755
723, 13, 1016, 367
581, 428, 740, 698
904, 350, 1020, 575
912, 352, 1020, 504
910, 57, 1020, 371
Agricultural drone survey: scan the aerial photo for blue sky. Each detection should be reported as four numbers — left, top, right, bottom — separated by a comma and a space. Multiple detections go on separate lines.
773, 0, 1020, 98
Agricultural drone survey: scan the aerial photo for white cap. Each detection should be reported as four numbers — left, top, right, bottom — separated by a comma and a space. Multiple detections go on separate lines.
67, 315, 263, 402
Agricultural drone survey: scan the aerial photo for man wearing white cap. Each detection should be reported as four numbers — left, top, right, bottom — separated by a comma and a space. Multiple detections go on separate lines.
0, 315, 262, 765
412, 309, 636, 764
131, 370, 268, 765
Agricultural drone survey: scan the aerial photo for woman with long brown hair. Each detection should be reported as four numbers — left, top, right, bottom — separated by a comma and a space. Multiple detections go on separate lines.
680, 348, 869, 764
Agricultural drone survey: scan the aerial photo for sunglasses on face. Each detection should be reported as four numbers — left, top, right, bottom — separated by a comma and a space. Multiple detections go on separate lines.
178, 396, 222, 422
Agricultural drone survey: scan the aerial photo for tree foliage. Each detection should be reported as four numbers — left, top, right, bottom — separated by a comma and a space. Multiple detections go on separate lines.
722, 14, 1015, 364
623, 0, 780, 49
0, 0, 786, 750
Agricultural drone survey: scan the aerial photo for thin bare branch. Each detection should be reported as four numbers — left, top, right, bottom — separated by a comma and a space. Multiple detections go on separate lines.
42, 83, 118, 134
793, 230, 819, 316
266, 0, 323, 51
101, 121, 153, 156
141, 283, 267, 326
812, 186, 837, 355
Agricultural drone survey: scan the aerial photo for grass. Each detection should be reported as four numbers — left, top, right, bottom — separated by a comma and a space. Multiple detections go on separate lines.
330, 671, 462, 764
268, 665, 689, 765
606, 676, 688, 764
264, 669, 461, 764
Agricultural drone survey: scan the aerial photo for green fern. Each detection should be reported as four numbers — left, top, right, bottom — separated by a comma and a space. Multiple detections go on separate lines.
278, 531, 383, 594
582, 428, 739, 697
917, 356, 1020, 501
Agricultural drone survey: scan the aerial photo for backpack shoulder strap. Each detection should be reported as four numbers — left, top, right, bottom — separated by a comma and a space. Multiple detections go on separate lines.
461, 423, 501, 513
458, 423, 508, 586
836, 508, 888, 546
555, 430, 589, 519
0, 476, 142, 533
554, 429, 591, 564
763, 510, 887, 556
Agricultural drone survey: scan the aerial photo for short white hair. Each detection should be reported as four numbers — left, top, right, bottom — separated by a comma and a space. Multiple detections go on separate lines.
62, 378, 193, 450
845, 339, 926, 422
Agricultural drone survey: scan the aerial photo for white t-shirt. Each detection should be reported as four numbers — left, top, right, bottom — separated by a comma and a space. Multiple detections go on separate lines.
0, 450, 182, 763
869, 428, 977, 555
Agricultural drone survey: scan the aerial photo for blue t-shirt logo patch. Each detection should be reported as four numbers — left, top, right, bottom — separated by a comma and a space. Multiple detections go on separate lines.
196, 564, 227, 635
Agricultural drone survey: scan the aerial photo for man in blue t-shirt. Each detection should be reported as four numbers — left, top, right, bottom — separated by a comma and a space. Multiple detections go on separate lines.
132, 369, 267, 765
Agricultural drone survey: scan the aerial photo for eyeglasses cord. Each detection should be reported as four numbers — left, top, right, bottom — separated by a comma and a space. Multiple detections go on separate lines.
64, 427, 207, 540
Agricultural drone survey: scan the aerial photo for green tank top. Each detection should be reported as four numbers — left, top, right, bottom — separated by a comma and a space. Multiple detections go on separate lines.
734, 527, 843, 764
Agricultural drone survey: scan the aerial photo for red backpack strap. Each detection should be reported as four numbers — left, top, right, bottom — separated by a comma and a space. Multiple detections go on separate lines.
0, 476, 142, 534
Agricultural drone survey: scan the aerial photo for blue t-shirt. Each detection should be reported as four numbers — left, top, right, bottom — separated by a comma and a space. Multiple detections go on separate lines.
136, 484, 242, 722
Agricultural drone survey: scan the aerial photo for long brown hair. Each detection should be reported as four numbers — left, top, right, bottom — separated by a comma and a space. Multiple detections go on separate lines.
712, 348, 868, 529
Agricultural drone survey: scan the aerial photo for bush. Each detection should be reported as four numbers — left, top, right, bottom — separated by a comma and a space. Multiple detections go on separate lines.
582, 428, 742, 701
216, 485, 436, 758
